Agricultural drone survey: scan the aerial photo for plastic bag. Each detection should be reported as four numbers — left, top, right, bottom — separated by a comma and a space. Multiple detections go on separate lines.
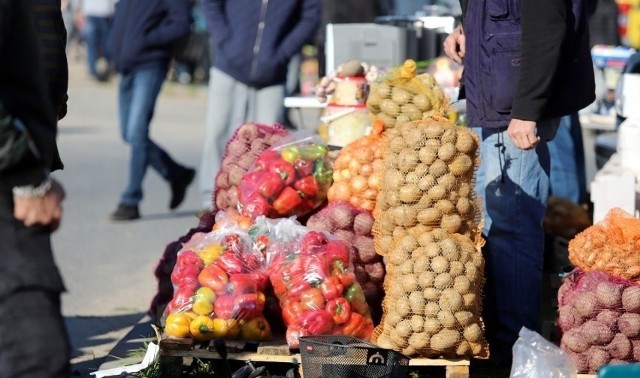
255, 216, 375, 348
511, 327, 577, 378
237, 131, 333, 219
162, 211, 273, 342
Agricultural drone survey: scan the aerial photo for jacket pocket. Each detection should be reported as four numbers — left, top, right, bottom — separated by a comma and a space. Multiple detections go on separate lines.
487, 0, 520, 20
487, 32, 521, 113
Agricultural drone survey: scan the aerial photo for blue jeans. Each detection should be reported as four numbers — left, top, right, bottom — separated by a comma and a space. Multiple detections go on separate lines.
84, 16, 112, 77
118, 64, 184, 206
548, 114, 586, 204
473, 120, 558, 356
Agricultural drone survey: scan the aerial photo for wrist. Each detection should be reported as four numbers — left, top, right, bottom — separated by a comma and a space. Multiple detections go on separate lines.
13, 176, 52, 198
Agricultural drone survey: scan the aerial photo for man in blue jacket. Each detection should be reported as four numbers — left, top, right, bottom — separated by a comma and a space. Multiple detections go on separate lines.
198, 0, 321, 211
444, 0, 595, 370
108, 0, 196, 221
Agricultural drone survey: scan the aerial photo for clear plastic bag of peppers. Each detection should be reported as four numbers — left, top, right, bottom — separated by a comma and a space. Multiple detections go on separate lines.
237, 132, 333, 219
163, 211, 273, 342
255, 216, 375, 348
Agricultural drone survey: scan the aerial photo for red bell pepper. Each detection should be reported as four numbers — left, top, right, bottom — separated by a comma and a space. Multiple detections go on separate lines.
223, 234, 241, 251
293, 158, 314, 178
249, 270, 270, 292
198, 264, 229, 294
215, 251, 245, 274
294, 176, 319, 197
298, 309, 335, 335
213, 295, 236, 319
299, 231, 328, 256
287, 278, 313, 301
299, 288, 325, 311
226, 273, 256, 295
285, 323, 310, 349
325, 240, 351, 267
233, 292, 265, 319
342, 312, 365, 337
272, 186, 302, 215
241, 192, 271, 217
171, 263, 202, 287
176, 250, 204, 270
282, 301, 304, 326
255, 150, 281, 170
319, 276, 344, 301
166, 286, 195, 314
326, 297, 352, 325
258, 171, 285, 199
269, 160, 296, 185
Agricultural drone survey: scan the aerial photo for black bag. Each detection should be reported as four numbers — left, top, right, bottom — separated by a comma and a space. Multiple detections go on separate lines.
173, 29, 210, 66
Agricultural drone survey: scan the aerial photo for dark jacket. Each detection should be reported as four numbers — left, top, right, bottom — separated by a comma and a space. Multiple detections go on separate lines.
0, 0, 61, 190
29, 0, 69, 121
109, 0, 191, 74
460, 0, 596, 128
201, 0, 321, 88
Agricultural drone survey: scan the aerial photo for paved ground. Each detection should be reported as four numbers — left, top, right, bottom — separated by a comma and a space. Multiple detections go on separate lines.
55, 58, 210, 377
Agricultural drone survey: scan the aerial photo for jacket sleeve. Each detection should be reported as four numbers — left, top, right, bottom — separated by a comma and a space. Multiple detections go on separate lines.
200, 0, 229, 54
511, 0, 567, 121
142, 0, 191, 48
275, 0, 321, 65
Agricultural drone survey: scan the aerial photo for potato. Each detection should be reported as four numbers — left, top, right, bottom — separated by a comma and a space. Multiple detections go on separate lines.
423, 288, 440, 302
431, 256, 449, 274
413, 93, 431, 111
391, 86, 412, 104
622, 286, 640, 313
463, 293, 477, 309
417, 174, 436, 191
618, 312, 640, 338
454, 311, 474, 327
408, 332, 430, 350
449, 261, 465, 277
393, 205, 417, 227
438, 142, 457, 161
385, 168, 405, 190
449, 155, 474, 176
409, 291, 426, 313
596, 309, 620, 329
439, 289, 463, 312
456, 197, 472, 215
395, 319, 413, 338
607, 333, 632, 360
437, 310, 457, 328
418, 271, 435, 288
424, 123, 445, 138
455, 131, 477, 153
388, 248, 409, 266
365, 262, 386, 283
575, 292, 599, 318
429, 159, 448, 178
354, 236, 376, 263
562, 329, 590, 353
437, 174, 456, 191
385, 310, 403, 327
413, 255, 430, 275
441, 214, 463, 233
398, 149, 420, 173
430, 329, 460, 351
465, 262, 479, 281
427, 185, 447, 201
439, 238, 459, 261
399, 184, 421, 203
396, 296, 412, 317
596, 281, 623, 309
582, 320, 614, 345
400, 273, 419, 292
388, 280, 406, 298
418, 145, 438, 165
417, 208, 441, 226
380, 98, 400, 117
463, 323, 483, 343
434, 199, 455, 215
424, 301, 440, 316
587, 347, 611, 373
398, 260, 414, 275
453, 276, 472, 294
434, 273, 453, 289
401, 104, 422, 121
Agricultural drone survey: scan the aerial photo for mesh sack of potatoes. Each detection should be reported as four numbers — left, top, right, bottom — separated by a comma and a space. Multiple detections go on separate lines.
367, 59, 447, 130
558, 269, 640, 373
371, 230, 488, 358
212, 123, 289, 212
372, 118, 481, 257
568, 208, 640, 283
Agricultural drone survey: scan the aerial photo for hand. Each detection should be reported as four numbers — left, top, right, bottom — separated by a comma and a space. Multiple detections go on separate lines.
14, 179, 65, 231
443, 25, 465, 64
507, 119, 539, 150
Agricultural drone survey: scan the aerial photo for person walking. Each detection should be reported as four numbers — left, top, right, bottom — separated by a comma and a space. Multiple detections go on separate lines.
197, 0, 321, 211
108, 0, 196, 221
443, 0, 596, 370
74, 0, 116, 81
0, 0, 71, 376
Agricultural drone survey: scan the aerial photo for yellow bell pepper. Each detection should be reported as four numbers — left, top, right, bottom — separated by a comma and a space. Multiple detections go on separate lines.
164, 313, 192, 338
189, 315, 216, 341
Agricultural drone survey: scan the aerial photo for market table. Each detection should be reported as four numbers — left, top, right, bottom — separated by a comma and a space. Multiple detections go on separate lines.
284, 96, 326, 131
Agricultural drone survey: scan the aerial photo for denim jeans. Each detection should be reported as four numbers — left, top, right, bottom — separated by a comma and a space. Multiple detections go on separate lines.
118, 64, 184, 206
84, 16, 112, 77
473, 120, 558, 356
548, 114, 587, 203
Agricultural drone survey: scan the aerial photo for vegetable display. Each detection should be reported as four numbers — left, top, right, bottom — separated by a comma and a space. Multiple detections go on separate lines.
327, 119, 385, 211
558, 269, 640, 373
238, 133, 333, 219
366, 59, 447, 130
568, 208, 640, 283
258, 217, 375, 349
163, 212, 272, 342
212, 123, 289, 212
306, 201, 384, 324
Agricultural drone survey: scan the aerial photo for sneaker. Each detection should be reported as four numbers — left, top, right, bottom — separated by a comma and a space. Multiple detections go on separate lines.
110, 203, 140, 221
170, 168, 196, 210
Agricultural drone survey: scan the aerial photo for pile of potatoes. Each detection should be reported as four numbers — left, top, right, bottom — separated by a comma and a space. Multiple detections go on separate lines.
559, 269, 640, 373
372, 119, 480, 256
213, 123, 289, 211
372, 231, 488, 358
366, 73, 446, 130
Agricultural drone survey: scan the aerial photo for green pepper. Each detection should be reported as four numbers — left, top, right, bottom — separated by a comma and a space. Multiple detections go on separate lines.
313, 160, 333, 184
299, 144, 328, 160
344, 283, 369, 316
280, 147, 300, 163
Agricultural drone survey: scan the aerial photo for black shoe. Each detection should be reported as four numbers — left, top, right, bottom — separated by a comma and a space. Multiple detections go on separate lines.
170, 168, 196, 210
110, 203, 140, 221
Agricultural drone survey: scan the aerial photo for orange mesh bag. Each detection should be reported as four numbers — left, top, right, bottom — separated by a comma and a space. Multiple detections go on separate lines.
371, 231, 488, 358
557, 269, 640, 373
372, 117, 482, 257
367, 59, 448, 130
327, 119, 385, 212
212, 123, 289, 212
568, 208, 640, 282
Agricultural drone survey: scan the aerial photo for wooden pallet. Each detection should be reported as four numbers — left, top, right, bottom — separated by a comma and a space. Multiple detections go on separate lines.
160, 336, 470, 378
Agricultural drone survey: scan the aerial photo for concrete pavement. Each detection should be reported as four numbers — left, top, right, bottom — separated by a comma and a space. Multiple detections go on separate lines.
54, 58, 209, 376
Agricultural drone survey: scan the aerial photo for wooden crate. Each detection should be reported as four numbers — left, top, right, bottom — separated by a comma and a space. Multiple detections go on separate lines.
160, 336, 470, 378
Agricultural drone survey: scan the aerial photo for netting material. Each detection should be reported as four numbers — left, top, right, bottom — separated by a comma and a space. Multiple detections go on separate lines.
568, 208, 640, 282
